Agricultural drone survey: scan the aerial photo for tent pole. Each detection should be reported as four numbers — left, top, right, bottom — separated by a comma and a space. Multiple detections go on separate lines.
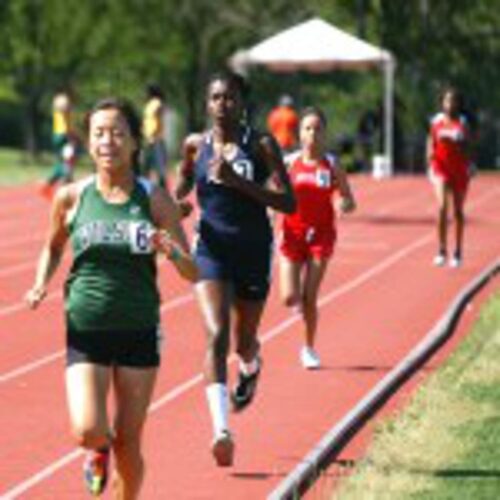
383, 58, 395, 175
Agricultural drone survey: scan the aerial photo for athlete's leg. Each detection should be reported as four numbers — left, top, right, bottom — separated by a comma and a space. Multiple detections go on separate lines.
196, 279, 233, 465
302, 258, 329, 348
451, 186, 467, 261
196, 280, 231, 383
231, 298, 266, 411
231, 233, 272, 404
47, 162, 67, 184
41, 134, 68, 191
279, 255, 303, 308
111, 366, 158, 500
60, 142, 77, 184
431, 178, 449, 257
65, 363, 112, 450
233, 298, 266, 363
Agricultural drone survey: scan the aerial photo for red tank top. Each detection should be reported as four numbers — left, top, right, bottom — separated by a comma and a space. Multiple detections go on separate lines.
283, 153, 337, 232
430, 113, 470, 172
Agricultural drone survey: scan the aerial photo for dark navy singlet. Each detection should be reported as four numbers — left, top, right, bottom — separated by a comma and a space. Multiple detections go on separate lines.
194, 127, 272, 243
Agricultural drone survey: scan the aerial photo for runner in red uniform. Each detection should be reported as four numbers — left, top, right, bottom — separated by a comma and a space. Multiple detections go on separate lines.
279, 107, 356, 369
427, 87, 472, 268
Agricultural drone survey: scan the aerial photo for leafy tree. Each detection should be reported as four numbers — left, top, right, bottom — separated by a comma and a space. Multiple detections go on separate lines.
0, 0, 498, 167
0, 0, 138, 154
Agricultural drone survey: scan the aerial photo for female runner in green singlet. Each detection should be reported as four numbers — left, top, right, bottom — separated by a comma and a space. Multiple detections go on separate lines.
26, 97, 197, 499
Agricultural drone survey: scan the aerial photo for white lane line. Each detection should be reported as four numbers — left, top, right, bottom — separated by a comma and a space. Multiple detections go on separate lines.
338, 241, 390, 250
0, 261, 190, 317
0, 239, 387, 279
262, 233, 433, 345
0, 292, 194, 384
0, 180, 385, 255
1, 449, 84, 500
0, 351, 65, 384
1, 186, 498, 498
0, 291, 63, 318
0, 231, 439, 499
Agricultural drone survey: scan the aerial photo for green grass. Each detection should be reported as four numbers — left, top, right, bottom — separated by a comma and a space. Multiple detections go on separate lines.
334, 291, 500, 500
0, 147, 52, 186
0, 147, 92, 186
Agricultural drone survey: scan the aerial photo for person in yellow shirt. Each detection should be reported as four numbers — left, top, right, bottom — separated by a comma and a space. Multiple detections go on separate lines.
39, 91, 79, 199
142, 84, 168, 187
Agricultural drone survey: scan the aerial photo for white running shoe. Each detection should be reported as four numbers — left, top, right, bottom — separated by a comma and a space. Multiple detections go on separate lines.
433, 253, 446, 267
449, 255, 462, 268
300, 346, 321, 370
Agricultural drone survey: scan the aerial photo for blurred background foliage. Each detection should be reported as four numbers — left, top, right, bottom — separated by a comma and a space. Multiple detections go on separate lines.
0, 0, 499, 170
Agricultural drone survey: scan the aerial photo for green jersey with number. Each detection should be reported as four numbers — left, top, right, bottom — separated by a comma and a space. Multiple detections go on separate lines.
66, 177, 160, 331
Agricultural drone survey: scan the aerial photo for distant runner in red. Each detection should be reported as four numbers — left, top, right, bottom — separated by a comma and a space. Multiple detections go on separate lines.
427, 87, 473, 268
279, 107, 356, 369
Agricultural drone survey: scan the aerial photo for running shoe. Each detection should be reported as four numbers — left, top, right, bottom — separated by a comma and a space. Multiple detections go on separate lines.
211, 430, 234, 467
449, 255, 462, 268
433, 252, 446, 267
231, 356, 262, 412
300, 346, 321, 370
83, 448, 110, 496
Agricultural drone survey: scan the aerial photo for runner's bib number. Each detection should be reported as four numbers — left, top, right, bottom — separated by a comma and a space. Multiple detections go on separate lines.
129, 222, 153, 254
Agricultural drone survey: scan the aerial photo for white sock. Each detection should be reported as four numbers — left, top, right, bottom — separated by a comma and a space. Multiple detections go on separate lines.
205, 383, 229, 437
239, 356, 260, 376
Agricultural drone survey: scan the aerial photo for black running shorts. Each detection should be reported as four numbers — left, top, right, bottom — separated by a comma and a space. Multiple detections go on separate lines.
66, 326, 163, 368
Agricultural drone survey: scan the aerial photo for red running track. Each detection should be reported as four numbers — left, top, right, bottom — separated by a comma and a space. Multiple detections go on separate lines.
0, 174, 499, 499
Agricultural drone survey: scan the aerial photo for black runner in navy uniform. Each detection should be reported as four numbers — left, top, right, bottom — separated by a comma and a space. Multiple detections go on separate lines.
194, 126, 273, 300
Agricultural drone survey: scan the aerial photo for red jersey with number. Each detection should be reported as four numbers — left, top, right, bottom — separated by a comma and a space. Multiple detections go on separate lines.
284, 152, 337, 231
279, 153, 338, 261
430, 113, 470, 174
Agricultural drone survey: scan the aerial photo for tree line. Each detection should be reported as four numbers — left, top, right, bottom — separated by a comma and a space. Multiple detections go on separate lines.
0, 0, 498, 167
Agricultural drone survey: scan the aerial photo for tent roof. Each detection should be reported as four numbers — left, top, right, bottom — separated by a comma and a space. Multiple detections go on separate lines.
230, 18, 393, 73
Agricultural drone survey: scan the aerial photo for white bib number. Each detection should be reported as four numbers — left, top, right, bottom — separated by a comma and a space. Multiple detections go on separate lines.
129, 222, 153, 254
316, 169, 331, 188
232, 159, 254, 181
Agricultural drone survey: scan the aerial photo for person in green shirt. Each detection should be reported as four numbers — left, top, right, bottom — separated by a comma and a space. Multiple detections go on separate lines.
26, 97, 197, 498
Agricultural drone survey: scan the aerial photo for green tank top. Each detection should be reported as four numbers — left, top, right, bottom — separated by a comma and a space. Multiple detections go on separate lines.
66, 177, 160, 331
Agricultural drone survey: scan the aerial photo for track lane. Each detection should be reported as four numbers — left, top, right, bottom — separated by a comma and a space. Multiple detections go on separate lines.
0, 175, 498, 498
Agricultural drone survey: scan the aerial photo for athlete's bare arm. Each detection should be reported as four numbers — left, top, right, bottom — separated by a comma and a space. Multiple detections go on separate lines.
335, 164, 356, 213
426, 132, 435, 167
174, 133, 203, 218
25, 184, 76, 308
150, 185, 198, 282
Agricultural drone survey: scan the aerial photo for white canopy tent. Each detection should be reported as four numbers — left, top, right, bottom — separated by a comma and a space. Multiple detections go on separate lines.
230, 18, 396, 176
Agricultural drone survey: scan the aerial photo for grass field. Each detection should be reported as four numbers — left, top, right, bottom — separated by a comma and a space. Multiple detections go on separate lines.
0, 147, 52, 185
334, 291, 500, 500
0, 147, 94, 186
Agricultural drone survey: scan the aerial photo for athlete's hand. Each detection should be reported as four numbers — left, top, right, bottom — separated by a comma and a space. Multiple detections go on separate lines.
337, 197, 356, 214
208, 157, 238, 186
25, 286, 47, 309
150, 230, 183, 261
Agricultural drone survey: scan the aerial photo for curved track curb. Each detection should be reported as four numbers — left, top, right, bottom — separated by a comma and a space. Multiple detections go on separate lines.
268, 259, 500, 500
